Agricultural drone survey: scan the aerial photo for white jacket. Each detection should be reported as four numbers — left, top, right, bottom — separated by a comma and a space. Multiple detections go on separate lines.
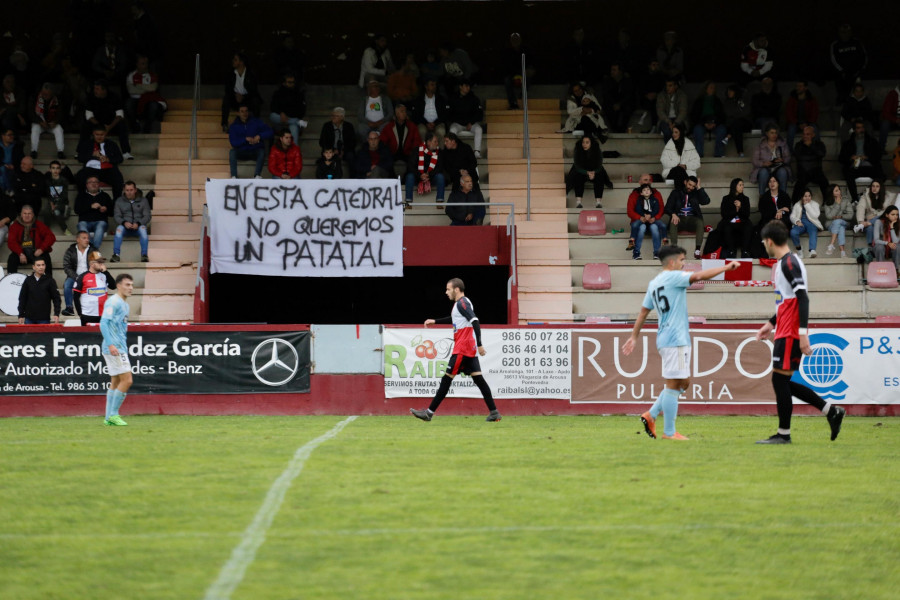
660, 138, 701, 178
790, 199, 824, 230
358, 47, 396, 87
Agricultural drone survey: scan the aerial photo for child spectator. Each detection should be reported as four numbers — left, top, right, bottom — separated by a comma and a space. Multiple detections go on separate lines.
315, 148, 342, 180
44, 160, 72, 234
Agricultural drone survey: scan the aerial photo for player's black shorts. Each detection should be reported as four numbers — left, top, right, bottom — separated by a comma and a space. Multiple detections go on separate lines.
446, 354, 481, 376
772, 337, 802, 371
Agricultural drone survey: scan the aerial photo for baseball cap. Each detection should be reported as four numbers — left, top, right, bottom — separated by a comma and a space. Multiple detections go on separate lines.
88, 251, 106, 263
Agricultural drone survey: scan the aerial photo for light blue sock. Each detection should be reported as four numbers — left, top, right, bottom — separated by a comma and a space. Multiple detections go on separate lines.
661, 388, 680, 436
111, 390, 127, 416
105, 390, 115, 419
648, 392, 664, 419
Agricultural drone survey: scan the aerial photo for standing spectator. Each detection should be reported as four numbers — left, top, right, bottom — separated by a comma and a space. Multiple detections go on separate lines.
228, 105, 273, 179
717, 178, 753, 259
0, 186, 15, 248
823, 184, 854, 258
318, 107, 356, 164
656, 31, 684, 83
76, 126, 125, 199
61, 230, 95, 316
690, 81, 727, 158
7, 204, 56, 275
17, 256, 60, 324
757, 175, 792, 232
269, 72, 307, 143
566, 135, 611, 209
91, 32, 128, 84
879, 82, 900, 151
627, 181, 667, 260
785, 81, 819, 149
111, 181, 150, 262
441, 132, 479, 193
448, 80, 484, 158
664, 176, 710, 258
380, 103, 421, 166
789, 189, 824, 258
438, 43, 477, 93
267, 129, 303, 179
273, 34, 305, 81
358, 34, 395, 88
221, 52, 262, 132
840, 83, 876, 136
411, 79, 449, 143
131, 1, 162, 69
635, 59, 664, 131
655, 79, 688, 143
74, 176, 113, 250
839, 119, 884, 202
445, 174, 484, 226
84, 80, 132, 160
0, 75, 28, 133
751, 124, 791, 195
30, 83, 65, 159
723, 85, 751, 157
125, 55, 166, 134
315, 148, 342, 180
660, 122, 700, 190
854, 180, 889, 246
751, 77, 781, 130
608, 28, 642, 80
352, 131, 394, 179
13, 156, 47, 216
829, 25, 867, 104
1, 129, 25, 195
386, 54, 420, 104
74, 250, 116, 326
560, 83, 606, 140
792, 125, 829, 202
60, 56, 89, 132
563, 27, 599, 87
739, 33, 773, 87
357, 79, 393, 139
601, 63, 635, 133
502, 33, 535, 110
873, 205, 900, 274
405, 132, 445, 205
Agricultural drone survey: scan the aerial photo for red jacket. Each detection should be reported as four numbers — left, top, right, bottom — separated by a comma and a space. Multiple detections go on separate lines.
626, 188, 665, 222
881, 88, 900, 125
785, 94, 820, 125
267, 144, 303, 178
380, 120, 422, 157
8, 218, 56, 255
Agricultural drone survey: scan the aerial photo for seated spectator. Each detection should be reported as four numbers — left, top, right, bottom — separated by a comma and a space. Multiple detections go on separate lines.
411, 79, 449, 143
840, 83, 875, 137
792, 125, 829, 202
74, 176, 113, 250
718, 178, 753, 258
634, 59, 664, 131
751, 77, 781, 130
74, 250, 116, 326
854, 179, 889, 246
12, 156, 46, 216
112, 181, 150, 262
386, 54, 419, 104
751, 124, 791, 195
29, 83, 65, 159
608, 28, 641, 82
627, 181, 666, 260
823, 184, 854, 258
438, 42, 478, 93
267, 129, 302, 179
7, 204, 56, 274
358, 34, 396, 88
722, 85, 751, 157
76, 125, 125, 199
757, 175, 792, 232
448, 80, 484, 158
221, 52, 262, 132
405, 132, 444, 205
739, 33, 773, 87
560, 83, 606, 140
566, 135, 611, 209
664, 175, 710, 258
502, 34, 535, 110
785, 81, 819, 149
91, 32, 127, 83
660, 122, 700, 190
420, 50, 443, 90
839, 118, 884, 202
131, 1, 162, 70
445, 174, 484, 225
690, 81, 727, 158
380, 103, 421, 168
441, 132, 479, 192
0, 74, 28, 133
319, 107, 356, 164
357, 79, 393, 139
315, 148, 342, 180
873, 205, 900, 274
879, 82, 900, 151
656, 31, 684, 83
228, 104, 273, 179
269, 72, 307, 143
0, 186, 15, 248
44, 160, 73, 234
125, 55, 166, 134
61, 230, 95, 316
601, 63, 634, 133
0, 128, 25, 195
655, 79, 688, 143
352, 131, 394, 179
17, 256, 60, 325
830, 25, 867, 105
84, 80, 132, 160
563, 27, 599, 87
789, 189, 823, 258
273, 34, 305, 81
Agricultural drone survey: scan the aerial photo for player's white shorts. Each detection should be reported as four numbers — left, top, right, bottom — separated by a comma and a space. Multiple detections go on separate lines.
104, 353, 132, 376
659, 346, 691, 379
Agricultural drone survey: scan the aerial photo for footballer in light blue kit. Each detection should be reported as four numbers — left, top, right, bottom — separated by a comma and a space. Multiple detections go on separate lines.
99, 273, 134, 426
622, 246, 738, 440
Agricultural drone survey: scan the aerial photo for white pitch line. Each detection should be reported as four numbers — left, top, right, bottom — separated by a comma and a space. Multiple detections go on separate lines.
202, 415, 358, 600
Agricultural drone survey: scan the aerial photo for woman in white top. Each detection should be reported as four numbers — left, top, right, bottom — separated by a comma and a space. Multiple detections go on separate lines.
854, 179, 891, 245
660, 122, 700, 190
789, 188, 823, 257
822, 184, 854, 258
873, 204, 900, 273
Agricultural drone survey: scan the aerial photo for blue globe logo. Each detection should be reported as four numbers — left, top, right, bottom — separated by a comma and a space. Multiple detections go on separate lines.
800, 346, 843, 385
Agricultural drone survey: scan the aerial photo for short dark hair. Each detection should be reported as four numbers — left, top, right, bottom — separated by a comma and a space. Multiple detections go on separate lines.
761, 219, 789, 246
77, 230, 89, 236
33, 256, 46, 265
424, 131, 437, 144
686, 175, 698, 184
124, 180, 137, 188
92, 123, 107, 132
49, 160, 61, 168
447, 278, 465, 292
444, 132, 461, 145
658, 245, 686, 264
93, 79, 108, 90
116, 273, 134, 285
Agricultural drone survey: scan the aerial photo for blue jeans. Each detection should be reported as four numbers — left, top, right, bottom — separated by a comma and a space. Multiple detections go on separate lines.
790, 217, 819, 251
757, 167, 788, 195
659, 121, 674, 143
405, 172, 445, 202
692, 123, 727, 158
24, 319, 51, 324
630, 220, 667, 257
64, 277, 76, 309
229, 147, 266, 177
77, 220, 108, 250
863, 223, 874, 245
828, 219, 848, 247
114, 225, 149, 256
270, 113, 304, 141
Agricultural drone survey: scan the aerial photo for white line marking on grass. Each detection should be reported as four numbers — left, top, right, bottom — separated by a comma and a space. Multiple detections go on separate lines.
202, 415, 358, 600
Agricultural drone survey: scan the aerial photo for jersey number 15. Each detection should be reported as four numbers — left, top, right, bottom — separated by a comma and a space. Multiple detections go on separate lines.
654, 286, 670, 313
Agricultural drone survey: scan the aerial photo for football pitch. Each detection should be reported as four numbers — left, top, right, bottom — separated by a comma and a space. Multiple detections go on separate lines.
1, 414, 897, 599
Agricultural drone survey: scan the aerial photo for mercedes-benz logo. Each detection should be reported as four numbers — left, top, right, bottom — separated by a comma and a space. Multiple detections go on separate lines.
251, 338, 300, 386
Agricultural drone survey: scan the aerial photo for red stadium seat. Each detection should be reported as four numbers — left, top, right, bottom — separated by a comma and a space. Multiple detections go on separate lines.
681, 262, 704, 290
875, 315, 900, 323
577, 210, 606, 236
866, 262, 899, 289
582, 263, 612, 290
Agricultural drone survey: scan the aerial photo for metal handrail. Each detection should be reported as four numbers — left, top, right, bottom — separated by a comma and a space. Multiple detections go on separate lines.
195, 204, 209, 303
187, 54, 200, 223
521, 53, 531, 222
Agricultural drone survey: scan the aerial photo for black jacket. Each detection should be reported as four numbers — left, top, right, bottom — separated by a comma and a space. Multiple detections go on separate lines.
448, 92, 483, 125
720, 193, 751, 222
410, 92, 450, 125
13, 170, 46, 214
18, 273, 61, 321
793, 139, 827, 174
223, 68, 262, 103
62, 242, 99, 280
441, 143, 479, 191
318, 121, 357, 155
85, 92, 125, 126
445, 189, 484, 224
315, 157, 343, 180
838, 133, 883, 168
75, 191, 114, 223
690, 95, 726, 126
76, 138, 124, 168
665, 187, 711, 218
751, 89, 781, 123
758, 191, 792, 227
270, 85, 306, 119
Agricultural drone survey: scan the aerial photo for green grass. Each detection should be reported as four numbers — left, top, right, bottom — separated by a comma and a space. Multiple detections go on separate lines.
1, 415, 898, 599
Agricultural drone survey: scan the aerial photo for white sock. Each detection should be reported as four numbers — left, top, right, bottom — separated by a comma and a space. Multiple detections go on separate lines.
821, 402, 832, 416
777, 428, 791, 436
